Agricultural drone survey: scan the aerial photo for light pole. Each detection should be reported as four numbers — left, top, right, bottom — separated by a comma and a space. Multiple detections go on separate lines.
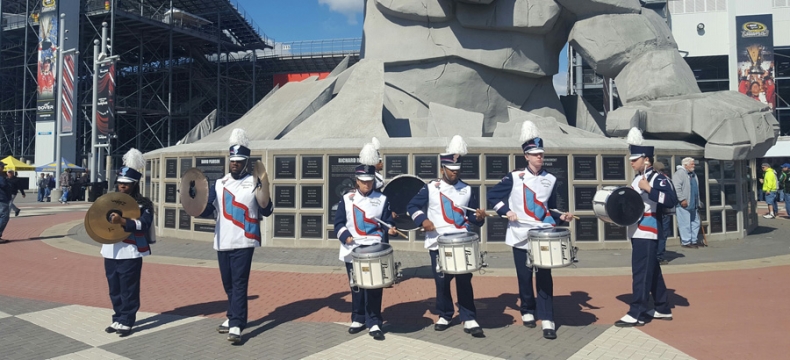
92, 22, 117, 186
54, 13, 78, 192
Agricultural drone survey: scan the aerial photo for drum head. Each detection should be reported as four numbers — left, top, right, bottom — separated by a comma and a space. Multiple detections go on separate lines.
382, 175, 427, 231
437, 232, 479, 244
528, 227, 570, 239
606, 187, 643, 226
352, 243, 393, 259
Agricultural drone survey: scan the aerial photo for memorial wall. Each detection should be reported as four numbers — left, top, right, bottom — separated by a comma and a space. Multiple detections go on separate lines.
145, 139, 758, 251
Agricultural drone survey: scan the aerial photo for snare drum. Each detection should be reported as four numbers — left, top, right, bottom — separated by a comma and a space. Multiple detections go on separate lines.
350, 243, 398, 289
592, 186, 643, 226
527, 228, 575, 269
437, 232, 484, 274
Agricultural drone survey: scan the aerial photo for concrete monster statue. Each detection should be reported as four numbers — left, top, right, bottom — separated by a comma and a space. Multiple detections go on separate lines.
202, 0, 778, 160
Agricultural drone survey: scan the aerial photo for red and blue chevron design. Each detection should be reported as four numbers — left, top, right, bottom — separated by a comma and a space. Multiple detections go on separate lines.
523, 184, 556, 226
353, 205, 383, 238
440, 193, 467, 229
222, 189, 261, 241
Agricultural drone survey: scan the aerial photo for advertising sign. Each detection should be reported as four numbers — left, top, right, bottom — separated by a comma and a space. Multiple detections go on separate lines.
736, 15, 775, 111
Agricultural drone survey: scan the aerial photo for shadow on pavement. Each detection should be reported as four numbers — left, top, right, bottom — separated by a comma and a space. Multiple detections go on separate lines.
2, 235, 66, 243
750, 226, 777, 235
161, 295, 260, 318
616, 288, 690, 311
381, 298, 435, 334
398, 265, 433, 281
664, 251, 686, 262
241, 291, 350, 344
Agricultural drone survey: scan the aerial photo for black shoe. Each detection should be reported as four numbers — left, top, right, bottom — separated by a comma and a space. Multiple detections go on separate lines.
434, 323, 450, 331
523, 320, 536, 328
681, 244, 697, 249
228, 333, 241, 343
0, 239, 9, 244
217, 325, 229, 334
117, 328, 132, 337
369, 330, 385, 340
543, 329, 557, 340
348, 325, 365, 334
104, 326, 117, 333
464, 327, 485, 338
614, 320, 644, 327
659, 259, 669, 265
14, 209, 19, 217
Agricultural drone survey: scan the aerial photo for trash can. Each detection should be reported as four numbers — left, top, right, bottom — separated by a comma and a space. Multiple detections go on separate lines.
89, 181, 108, 202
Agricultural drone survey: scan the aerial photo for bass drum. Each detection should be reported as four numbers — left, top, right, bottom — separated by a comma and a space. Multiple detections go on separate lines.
592, 186, 643, 226
382, 174, 427, 231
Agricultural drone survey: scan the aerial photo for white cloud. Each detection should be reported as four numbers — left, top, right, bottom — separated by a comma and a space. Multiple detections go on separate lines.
319, 0, 364, 24
553, 71, 568, 97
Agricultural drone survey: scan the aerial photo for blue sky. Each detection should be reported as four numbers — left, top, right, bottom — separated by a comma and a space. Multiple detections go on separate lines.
240, 0, 569, 94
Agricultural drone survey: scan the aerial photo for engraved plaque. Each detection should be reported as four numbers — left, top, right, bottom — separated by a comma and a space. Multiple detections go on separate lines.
165, 183, 177, 204
574, 186, 597, 211
575, 217, 598, 241
486, 217, 508, 242
459, 154, 480, 180
328, 155, 359, 224
486, 155, 509, 180
302, 156, 323, 179
574, 156, 597, 180
709, 183, 722, 207
604, 222, 627, 241
386, 155, 408, 178
301, 186, 323, 208
725, 209, 738, 232
275, 156, 296, 179
415, 155, 438, 179
194, 223, 215, 233
603, 156, 626, 180
275, 185, 296, 208
301, 215, 323, 239
164, 208, 176, 228
180, 158, 192, 177
196, 157, 225, 187
724, 184, 737, 206
274, 214, 295, 238
178, 209, 191, 230
165, 159, 177, 178
710, 211, 723, 233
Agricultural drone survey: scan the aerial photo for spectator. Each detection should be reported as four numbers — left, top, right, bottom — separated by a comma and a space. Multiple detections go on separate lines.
79, 170, 90, 202
6, 171, 26, 217
673, 158, 702, 248
759, 163, 778, 219
781, 163, 790, 218
59, 169, 72, 204
653, 161, 672, 264
37, 173, 47, 202
0, 163, 12, 244
46, 174, 55, 202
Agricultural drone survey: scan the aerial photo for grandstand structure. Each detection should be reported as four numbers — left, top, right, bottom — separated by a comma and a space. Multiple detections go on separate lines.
0, 0, 360, 167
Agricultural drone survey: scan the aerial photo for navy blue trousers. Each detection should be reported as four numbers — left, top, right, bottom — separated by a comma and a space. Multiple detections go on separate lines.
345, 262, 383, 329
628, 238, 671, 320
104, 257, 143, 327
512, 247, 554, 321
429, 250, 476, 322
217, 247, 254, 330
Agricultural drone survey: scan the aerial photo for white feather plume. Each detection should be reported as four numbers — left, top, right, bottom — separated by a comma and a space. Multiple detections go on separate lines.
229, 128, 250, 147
519, 121, 540, 142
122, 148, 145, 171
445, 135, 468, 156
371, 137, 380, 150
626, 127, 643, 146
359, 143, 380, 166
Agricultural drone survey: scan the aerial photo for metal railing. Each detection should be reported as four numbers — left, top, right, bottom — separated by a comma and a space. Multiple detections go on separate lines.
258, 38, 362, 59
228, 0, 272, 47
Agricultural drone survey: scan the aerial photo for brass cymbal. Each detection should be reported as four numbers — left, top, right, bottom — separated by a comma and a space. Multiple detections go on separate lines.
85, 192, 140, 244
83, 214, 110, 244
180, 168, 209, 217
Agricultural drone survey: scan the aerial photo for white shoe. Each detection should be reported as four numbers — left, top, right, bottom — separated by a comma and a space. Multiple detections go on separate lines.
228, 326, 242, 343
615, 314, 645, 327
541, 320, 555, 330
350, 321, 364, 328
436, 317, 450, 326
647, 309, 673, 320
463, 320, 480, 329
764, 213, 775, 219
521, 314, 535, 322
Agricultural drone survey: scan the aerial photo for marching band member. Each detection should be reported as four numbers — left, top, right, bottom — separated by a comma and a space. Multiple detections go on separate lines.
198, 128, 273, 343
487, 121, 573, 340
334, 142, 397, 341
406, 135, 486, 337
616, 127, 676, 327
372, 137, 385, 191
102, 148, 154, 337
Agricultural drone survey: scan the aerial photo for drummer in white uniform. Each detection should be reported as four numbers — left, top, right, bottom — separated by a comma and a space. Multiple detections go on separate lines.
486, 121, 574, 340
615, 128, 677, 327
406, 135, 487, 337
334, 142, 398, 341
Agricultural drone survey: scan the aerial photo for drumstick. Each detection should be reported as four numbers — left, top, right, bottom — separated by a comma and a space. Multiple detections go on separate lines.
456, 204, 499, 217
372, 217, 409, 238
550, 209, 580, 220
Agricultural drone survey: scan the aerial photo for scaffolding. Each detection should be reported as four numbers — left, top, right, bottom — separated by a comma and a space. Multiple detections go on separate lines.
0, 0, 273, 165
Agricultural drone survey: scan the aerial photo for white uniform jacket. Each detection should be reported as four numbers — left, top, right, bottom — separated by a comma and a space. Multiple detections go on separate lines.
406, 179, 485, 250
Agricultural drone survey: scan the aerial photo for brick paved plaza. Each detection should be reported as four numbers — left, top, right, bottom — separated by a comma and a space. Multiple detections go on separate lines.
0, 198, 789, 359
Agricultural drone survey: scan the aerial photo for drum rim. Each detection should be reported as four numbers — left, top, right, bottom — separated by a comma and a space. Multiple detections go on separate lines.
437, 232, 479, 244
381, 174, 426, 191
527, 227, 570, 238
351, 243, 394, 259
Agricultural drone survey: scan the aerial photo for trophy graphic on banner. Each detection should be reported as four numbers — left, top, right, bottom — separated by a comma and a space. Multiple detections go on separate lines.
747, 44, 766, 75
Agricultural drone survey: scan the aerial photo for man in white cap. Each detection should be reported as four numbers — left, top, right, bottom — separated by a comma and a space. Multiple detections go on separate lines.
198, 128, 273, 343
334, 142, 398, 341
615, 128, 678, 327
487, 121, 574, 340
407, 135, 487, 338
102, 148, 154, 337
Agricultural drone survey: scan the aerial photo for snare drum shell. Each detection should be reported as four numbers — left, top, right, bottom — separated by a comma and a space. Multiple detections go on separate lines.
352, 245, 396, 289
528, 229, 573, 269
437, 233, 481, 274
